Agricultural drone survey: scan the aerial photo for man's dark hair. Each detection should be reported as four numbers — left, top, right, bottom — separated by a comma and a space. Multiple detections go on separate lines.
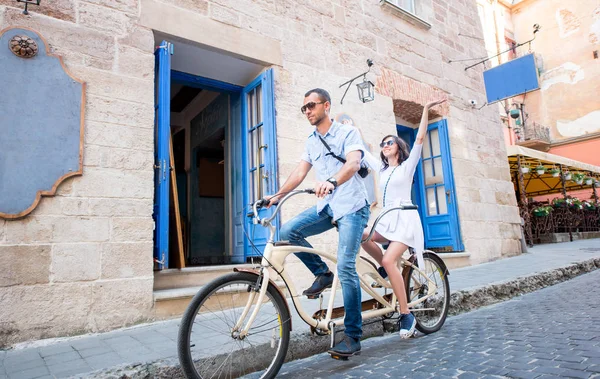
304, 88, 331, 104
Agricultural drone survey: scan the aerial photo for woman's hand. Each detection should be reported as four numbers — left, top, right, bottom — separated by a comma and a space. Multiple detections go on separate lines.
425, 98, 447, 109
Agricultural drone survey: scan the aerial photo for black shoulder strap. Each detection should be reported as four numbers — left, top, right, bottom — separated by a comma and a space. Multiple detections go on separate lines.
318, 135, 346, 164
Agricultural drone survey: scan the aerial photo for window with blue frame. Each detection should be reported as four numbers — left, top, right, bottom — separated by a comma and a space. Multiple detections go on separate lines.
421, 128, 448, 216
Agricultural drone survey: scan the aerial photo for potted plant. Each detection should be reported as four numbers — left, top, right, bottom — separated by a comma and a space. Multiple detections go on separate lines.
583, 201, 596, 211
535, 164, 546, 175
573, 173, 585, 185
551, 198, 567, 208
548, 167, 560, 177
569, 198, 583, 210
585, 176, 593, 185
520, 164, 530, 174
564, 171, 572, 180
533, 205, 553, 217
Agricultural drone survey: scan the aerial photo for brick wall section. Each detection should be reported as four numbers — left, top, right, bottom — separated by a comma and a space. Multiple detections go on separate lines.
0, 0, 522, 344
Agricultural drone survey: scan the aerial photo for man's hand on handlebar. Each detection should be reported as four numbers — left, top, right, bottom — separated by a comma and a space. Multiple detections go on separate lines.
264, 194, 280, 209
314, 181, 335, 198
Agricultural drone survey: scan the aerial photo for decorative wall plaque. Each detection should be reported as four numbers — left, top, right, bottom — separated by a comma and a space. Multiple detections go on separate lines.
0, 27, 86, 219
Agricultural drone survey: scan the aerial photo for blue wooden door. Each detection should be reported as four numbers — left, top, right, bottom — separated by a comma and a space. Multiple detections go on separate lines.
242, 69, 278, 259
416, 120, 463, 252
153, 41, 173, 269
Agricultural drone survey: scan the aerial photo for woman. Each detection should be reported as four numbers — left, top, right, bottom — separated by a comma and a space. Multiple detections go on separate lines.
361, 99, 446, 339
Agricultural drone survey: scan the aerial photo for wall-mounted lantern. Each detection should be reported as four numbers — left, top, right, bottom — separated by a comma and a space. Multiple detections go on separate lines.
339, 59, 375, 104
16, 0, 40, 15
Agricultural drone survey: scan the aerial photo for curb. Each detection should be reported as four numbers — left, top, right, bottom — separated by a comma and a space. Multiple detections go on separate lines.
77, 257, 600, 379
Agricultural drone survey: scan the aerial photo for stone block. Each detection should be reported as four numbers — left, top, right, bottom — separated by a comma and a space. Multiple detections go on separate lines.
161, 0, 208, 14
53, 217, 110, 243
2, 7, 114, 61
4, 216, 53, 244
85, 121, 154, 151
70, 168, 153, 199
88, 198, 153, 217
86, 95, 154, 129
0, 245, 50, 287
116, 45, 155, 79
210, 3, 241, 27
479, 189, 497, 204
88, 278, 153, 331
85, 145, 154, 171
78, 2, 131, 35
501, 238, 522, 258
101, 242, 153, 279
35, 197, 89, 216
0, 283, 93, 347
56, 179, 74, 196
110, 217, 154, 242
84, 0, 139, 14
67, 67, 154, 105
51, 243, 101, 282
495, 191, 517, 206
118, 25, 155, 53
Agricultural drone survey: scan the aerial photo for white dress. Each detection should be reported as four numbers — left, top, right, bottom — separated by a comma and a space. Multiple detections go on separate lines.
364, 143, 426, 269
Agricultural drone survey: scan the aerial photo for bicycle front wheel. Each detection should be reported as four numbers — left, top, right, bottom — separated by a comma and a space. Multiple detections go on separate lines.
177, 272, 291, 379
406, 251, 450, 334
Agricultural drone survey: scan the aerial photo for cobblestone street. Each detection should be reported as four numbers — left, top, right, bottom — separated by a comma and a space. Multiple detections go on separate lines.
277, 270, 600, 379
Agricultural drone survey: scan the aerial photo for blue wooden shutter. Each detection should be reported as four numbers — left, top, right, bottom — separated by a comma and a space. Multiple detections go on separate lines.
242, 69, 279, 258
153, 41, 173, 269
416, 120, 464, 252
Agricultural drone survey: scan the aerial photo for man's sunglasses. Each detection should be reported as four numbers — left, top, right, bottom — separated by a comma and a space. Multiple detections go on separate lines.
380, 140, 395, 148
301, 101, 325, 114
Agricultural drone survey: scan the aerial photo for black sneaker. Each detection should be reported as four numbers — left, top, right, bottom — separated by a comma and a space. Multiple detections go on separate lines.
328, 335, 361, 357
377, 266, 388, 279
303, 272, 334, 298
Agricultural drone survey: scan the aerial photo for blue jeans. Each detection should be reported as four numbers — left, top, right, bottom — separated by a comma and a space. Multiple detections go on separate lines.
280, 204, 370, 339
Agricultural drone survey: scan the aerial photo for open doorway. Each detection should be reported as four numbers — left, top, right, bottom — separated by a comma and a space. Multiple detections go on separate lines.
169, 86, 228, 266
153, 34, 279, 270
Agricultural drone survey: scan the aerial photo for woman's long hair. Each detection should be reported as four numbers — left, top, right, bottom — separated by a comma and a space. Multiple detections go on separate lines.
380, 135, 410, 171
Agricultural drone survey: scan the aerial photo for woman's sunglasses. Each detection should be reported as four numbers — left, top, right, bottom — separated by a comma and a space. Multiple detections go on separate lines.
301, 101, 325, 114
380, 140, 395, 148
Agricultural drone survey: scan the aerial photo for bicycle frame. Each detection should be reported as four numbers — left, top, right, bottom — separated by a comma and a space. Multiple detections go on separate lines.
235, 190, 438, 338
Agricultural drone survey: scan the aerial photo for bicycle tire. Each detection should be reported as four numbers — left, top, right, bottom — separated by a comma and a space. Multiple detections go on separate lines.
178, 271, 291, 379
405, 251, 450, 334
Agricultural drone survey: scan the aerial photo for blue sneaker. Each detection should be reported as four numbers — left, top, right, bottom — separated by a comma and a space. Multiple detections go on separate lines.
398, 313, 416, 339
328, 335, 361, 357
377, 266, 388, 279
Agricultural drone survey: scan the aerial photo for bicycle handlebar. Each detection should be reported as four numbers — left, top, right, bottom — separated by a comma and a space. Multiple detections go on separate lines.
249, 190, 418, 243
361, 204, 418, 243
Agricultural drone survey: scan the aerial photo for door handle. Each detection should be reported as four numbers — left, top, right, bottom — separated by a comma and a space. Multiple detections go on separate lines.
446, 190, 452, 204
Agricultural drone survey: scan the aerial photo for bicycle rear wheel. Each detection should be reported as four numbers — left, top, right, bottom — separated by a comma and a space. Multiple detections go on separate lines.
405, 251, 450, 334
178, 272, 291, 379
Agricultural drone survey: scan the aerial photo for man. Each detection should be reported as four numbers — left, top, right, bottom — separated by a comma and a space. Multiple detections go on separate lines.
266, 88, 370, 358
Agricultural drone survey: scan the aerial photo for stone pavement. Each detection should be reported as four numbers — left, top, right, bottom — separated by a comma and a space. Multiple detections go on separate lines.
276, 269, 600, 379
1, 239, 599, 379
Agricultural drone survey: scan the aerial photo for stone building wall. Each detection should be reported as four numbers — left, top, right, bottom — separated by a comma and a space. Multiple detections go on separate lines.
0, 0, 521, 346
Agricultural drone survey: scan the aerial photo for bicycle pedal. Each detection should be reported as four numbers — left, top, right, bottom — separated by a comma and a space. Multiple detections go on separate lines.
329, 354, 349, 361
328, 351, 360, 361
